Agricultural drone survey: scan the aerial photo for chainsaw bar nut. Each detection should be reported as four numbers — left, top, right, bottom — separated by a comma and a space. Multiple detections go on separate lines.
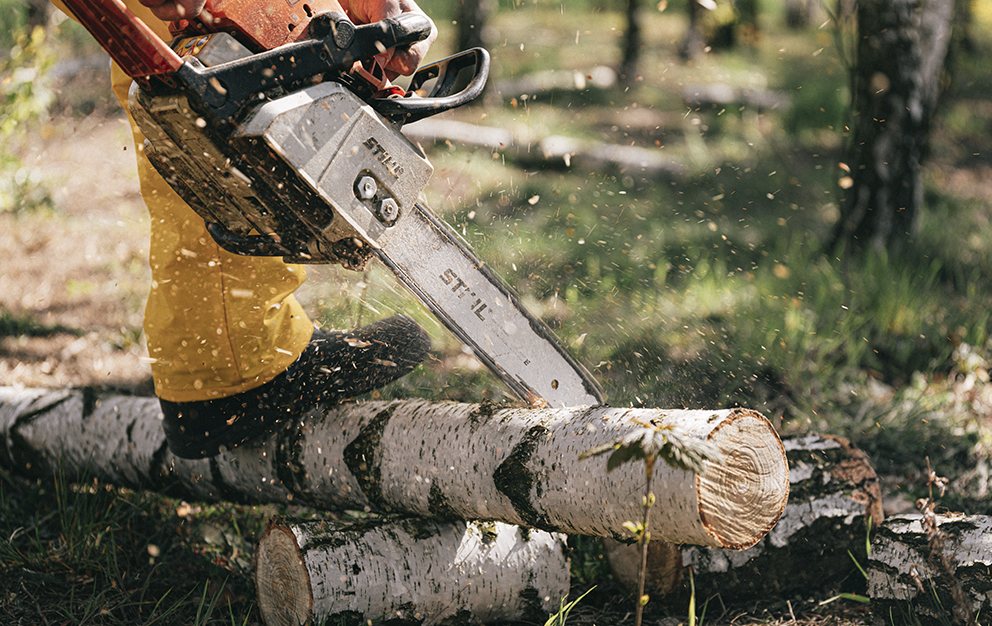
356, 175, 378, 200
377, 198, 400, 222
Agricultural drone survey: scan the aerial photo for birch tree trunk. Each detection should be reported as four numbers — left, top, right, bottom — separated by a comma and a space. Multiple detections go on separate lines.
604, 434, 882, 601
256, 518, 569, 626
868, 514, 991, 626
0, 386, 788, 548
834, 0, 954, 252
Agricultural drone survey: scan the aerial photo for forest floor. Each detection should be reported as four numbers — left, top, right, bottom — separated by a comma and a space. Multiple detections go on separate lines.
4, 4, 992, 625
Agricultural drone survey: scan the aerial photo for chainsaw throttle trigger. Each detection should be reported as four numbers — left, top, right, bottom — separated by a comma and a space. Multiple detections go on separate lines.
206, 222, 296, 258
372, 48, 490, 125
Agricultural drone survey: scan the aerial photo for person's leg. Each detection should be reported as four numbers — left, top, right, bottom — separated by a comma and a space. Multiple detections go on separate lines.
111, 62, 313, 401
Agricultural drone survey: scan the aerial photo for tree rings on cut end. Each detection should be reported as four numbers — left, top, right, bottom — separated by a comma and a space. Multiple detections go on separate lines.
256, 526, 312, 626
696, 408, 789, 550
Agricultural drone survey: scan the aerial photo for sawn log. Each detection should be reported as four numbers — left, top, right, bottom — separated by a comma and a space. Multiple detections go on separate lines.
255, 518, 569, 626
0, 386, 788, 549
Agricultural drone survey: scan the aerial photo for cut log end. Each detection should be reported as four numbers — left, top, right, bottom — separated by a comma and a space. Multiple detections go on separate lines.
696, 409, 789, 550
256, 526, 312, 626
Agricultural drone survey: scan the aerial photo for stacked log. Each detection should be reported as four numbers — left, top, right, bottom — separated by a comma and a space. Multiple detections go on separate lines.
868, 514, 992, 626
0, 386, 790, 624
0, 386, 789, 548
605, 434, 883, 602
256, 518, 569, 626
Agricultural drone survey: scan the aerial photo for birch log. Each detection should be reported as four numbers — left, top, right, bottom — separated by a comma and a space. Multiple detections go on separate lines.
867, 514, 992, 626
0, 386, 788, 548
256, 518, 569, 626
605, 434, 882, 601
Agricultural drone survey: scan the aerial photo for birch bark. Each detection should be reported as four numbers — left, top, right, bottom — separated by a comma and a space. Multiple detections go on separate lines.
256, 518, 569, 626
0, 386, 788, 548
867, 514, 991, 626
604, 434, 882, 601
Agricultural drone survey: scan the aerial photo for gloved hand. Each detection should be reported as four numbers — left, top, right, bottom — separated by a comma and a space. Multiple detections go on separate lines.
339, 0, 437, 80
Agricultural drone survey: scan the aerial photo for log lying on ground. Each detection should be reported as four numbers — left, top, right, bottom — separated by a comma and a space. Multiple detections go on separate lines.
0, 386, 788, 548
868, 514, 992, 626
256, 518, 569, 626
605, 434, 882, 602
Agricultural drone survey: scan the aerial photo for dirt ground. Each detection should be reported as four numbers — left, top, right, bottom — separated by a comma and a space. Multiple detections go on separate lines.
1, 112, 155, 393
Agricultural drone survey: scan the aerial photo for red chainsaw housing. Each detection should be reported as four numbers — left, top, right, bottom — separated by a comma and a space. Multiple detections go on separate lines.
169, 0, 347, 51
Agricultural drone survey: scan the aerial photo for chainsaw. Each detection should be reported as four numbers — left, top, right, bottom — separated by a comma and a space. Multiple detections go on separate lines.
60, 0, 604, 408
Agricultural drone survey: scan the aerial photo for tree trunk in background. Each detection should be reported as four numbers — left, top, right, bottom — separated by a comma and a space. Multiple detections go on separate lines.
834, 0, 954, 254
785, 0, 819, 29
679, 0, 707, 60
734, 0, 759, 45
619, 0, 643, 84
256, 518, 569, 626
456, 0, 494, 53
454, 0, 494, 104
27, 0, 51, 29
0, 387, 789, 549
868, 514, 991, 626
952, 0, 974, 53
604, 434, 884, 601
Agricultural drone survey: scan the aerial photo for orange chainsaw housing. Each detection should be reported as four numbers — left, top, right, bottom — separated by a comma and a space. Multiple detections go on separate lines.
170, 0, 347, 51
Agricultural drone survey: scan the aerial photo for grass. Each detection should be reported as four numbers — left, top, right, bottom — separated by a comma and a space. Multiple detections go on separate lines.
0, 465, 279, 624
3, 0, 992, 623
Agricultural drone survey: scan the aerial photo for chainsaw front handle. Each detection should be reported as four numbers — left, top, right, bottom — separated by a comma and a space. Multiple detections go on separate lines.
372, 48, 490, 126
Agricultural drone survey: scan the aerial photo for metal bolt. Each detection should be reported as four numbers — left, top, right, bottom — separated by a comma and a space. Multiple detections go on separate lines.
377, 198, 400, 222
356, 176, 378, 200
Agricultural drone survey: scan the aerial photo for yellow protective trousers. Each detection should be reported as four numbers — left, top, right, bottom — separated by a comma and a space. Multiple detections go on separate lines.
54, 0, 314, 402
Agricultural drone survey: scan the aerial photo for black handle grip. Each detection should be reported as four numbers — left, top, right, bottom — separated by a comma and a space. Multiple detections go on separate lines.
372, 47, 490, 125
369, 12, 434, 52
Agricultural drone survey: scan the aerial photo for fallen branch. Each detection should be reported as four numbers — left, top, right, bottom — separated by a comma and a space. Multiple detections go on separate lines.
0, 386, 788, 548
256, 518, 569, 626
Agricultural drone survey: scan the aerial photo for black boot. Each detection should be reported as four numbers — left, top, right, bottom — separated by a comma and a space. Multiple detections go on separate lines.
159, 315, 430, 459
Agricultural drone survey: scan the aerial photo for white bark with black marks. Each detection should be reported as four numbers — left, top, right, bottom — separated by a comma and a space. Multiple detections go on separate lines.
868, 514, 991, 626
0, 387, 788, 548
256, 518, 569, 626
836, 0, 955, 251
605, 434, 883, 601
